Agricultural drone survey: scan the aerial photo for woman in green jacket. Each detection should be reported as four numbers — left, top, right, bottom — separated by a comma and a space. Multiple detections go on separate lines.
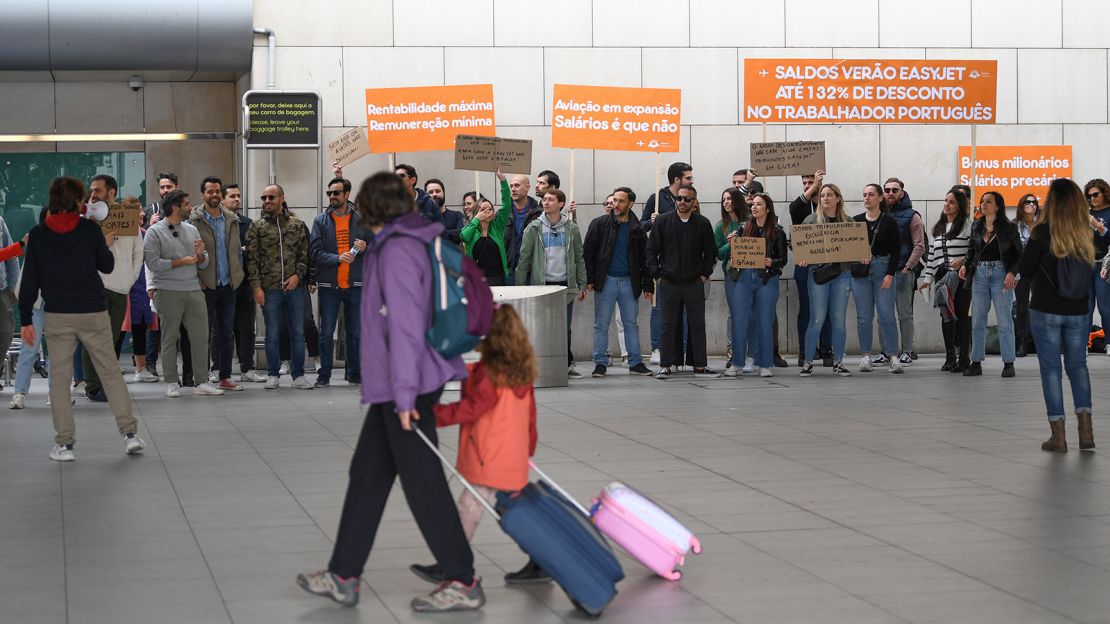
460, 169, 511, 285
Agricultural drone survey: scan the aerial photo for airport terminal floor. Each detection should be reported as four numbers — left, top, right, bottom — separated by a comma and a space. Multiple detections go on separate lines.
3, 354, 1110, 624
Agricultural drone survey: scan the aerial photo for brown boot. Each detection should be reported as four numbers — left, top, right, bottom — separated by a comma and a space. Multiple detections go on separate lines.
1077, 412, 1095, 450
1042, 419, 1067, 452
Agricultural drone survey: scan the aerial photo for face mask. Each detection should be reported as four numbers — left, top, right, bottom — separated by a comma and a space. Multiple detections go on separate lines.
84, 201, 109, 222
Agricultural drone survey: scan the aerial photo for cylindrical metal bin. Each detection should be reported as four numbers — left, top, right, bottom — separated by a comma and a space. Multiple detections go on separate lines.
491, 285, 568, 388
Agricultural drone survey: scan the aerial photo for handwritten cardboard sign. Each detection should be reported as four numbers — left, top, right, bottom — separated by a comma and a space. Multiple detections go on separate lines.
454, 135, 533, 174
327, 127, 371, 168
730, 236, 766, 269
100, 203, 141, 236
790, 222, 871, 264
750, 141, 826, 177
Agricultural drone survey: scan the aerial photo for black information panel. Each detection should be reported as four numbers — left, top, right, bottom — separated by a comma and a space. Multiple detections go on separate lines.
245, 91, 320, 148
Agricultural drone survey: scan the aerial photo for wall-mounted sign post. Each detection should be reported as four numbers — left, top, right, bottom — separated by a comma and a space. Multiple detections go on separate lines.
241, 90, 323, 214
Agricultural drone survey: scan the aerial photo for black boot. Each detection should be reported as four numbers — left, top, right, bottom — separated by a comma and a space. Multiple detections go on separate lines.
962, 361, 983, 376
951, 356, 970, 373
941, 347, 956, 372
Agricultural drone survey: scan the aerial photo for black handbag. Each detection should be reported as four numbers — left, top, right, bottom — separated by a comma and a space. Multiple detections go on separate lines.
812, 262, 842, 285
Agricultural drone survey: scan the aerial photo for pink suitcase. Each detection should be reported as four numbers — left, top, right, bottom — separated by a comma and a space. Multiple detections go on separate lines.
590, 482, 702, 580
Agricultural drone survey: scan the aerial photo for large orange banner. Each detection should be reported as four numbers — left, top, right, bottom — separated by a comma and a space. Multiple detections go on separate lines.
364, 84, 495, 153
957, 145, 1072, 203
744, 59, 997, 124
551, 84, 681, 152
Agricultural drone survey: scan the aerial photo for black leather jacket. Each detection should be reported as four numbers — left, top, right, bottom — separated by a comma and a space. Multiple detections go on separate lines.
582, 213, 653, 298
729, 224, 788, 284
964, 218, 1022, 279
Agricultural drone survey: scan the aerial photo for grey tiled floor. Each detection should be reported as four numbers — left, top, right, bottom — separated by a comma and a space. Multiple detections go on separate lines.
3, 355, 1110, 623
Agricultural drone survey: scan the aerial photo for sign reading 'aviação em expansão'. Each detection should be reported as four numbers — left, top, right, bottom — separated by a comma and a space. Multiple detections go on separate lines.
551, 84, 681, 152
744, 59, 998, 124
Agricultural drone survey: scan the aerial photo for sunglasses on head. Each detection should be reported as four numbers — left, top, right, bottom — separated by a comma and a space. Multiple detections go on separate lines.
261, 194, 277, 201
325, 190, 343, 197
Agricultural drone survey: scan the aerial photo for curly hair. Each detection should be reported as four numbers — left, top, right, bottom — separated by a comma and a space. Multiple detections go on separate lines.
1084, 178, 1110, 207
476, 304, 537, 388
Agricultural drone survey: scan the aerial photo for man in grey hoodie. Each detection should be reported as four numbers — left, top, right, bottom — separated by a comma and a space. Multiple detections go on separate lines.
514, 188, 587, 378
143, 190, 224, 399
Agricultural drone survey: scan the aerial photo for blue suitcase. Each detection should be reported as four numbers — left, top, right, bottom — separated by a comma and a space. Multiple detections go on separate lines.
416, 429, 623, 617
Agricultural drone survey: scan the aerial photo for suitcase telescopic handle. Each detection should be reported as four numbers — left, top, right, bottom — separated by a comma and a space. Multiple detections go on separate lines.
414, 427, 502, 521
528, 460, 591, 517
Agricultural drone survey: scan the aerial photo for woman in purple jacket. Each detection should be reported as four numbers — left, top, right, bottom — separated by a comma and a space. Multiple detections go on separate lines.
298, 172, 482, 613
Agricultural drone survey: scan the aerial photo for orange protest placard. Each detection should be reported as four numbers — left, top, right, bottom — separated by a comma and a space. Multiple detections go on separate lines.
551, 84, 681, 152
957, 146, 1072, 202
363, 84, 495, 153
744, 59, 997, 124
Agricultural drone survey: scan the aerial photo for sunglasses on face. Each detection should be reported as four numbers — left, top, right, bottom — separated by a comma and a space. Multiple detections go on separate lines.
325, 190, 343, 197
676, 196, 694, 203
883, 188, 900, 194
1024, 200, 1038, 205
1088, 192, 1103, 199
261, 195, 278, 201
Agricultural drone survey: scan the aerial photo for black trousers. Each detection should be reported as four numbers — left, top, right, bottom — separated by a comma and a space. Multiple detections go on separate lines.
328, 390, 475, 582
233, 282, 257, 372
1014, 276, 1032, 349
941, 280, 972, 361
659, 278, 707, 368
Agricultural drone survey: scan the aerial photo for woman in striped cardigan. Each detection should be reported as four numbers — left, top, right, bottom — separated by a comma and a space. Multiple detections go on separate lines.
919, 189, 972, 372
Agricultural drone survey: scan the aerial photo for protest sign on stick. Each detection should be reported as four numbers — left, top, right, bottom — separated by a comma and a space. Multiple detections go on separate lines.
327, 127, 371, 168
552, 84, 681, 152
454, 135, 533, 174
365, 84, 496, 153
750, 141, 826, 177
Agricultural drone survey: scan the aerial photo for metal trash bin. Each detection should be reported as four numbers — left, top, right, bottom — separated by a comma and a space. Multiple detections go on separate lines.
491, 285, 568, 388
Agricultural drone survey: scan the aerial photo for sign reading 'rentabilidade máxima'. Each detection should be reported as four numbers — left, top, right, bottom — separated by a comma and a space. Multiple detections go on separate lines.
245, 92, 320, 148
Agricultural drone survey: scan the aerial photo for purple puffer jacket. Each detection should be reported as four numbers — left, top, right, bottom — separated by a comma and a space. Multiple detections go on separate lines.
361, 212, 465, 411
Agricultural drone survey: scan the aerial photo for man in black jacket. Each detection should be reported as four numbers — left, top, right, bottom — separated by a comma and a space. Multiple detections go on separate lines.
645, 184, 718, 379
425, 179, 465, 245
394, 164, 441, 223
584, 187, 654, 378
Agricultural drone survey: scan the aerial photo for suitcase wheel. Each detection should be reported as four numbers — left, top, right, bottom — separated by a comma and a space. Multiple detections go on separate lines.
690, 536, 702, 555
569, 597, 603, 619
665, 569, 682, 581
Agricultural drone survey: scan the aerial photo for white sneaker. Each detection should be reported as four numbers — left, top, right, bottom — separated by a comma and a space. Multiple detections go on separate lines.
567, 365, 583, 379
649, 349, 660, 365
71, 381, 86, 397
721, 367, 740, 377
166, 383, 182, 398
49, 444, 75, 462
742, 357, 755, 374
137, 369, 160, 383
898, 352, 913, 366
290, 376, 314, 390
193, 382, 225, 396
858, 355, 873, 372
265, 376, 280, 389
123, 434, 146, 455
312, 358, 321, 373
760, 367, 773, 378
279, 361, 290, 375
240, 370, 268, 383
10, 393, 25, 409
208, 371, 219, 383
890, 358, 904, 374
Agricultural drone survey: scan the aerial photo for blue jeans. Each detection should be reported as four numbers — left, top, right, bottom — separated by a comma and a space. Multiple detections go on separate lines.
318, 286, 361, 381
593, 276, 642, 367
850, 257, 898, 356
204, 285, 237, 380
726, 271, 780, 369
970, 260, 1016, 363
263, 289, 305, 378
15, 307, 46, 394
794, 265, 830, 357
1029, 310, 1091, 423
805, 270, 850, 362
72, 344, 84, 382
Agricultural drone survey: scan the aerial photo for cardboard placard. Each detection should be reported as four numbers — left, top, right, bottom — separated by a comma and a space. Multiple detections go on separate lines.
750, 141, 826, 177
327, 127, 371, 168
744, 59, 998, 124
454, 135, 533, 174
730, 236, 766, 269
957, 145, 1072, 202
790, 222, 871, 264
100, 203, 141, 236
551, 84, 682, 152
364, 84, 496, 153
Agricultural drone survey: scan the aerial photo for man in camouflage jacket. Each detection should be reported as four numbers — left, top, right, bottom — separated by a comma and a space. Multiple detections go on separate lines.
245, 184, 313, 389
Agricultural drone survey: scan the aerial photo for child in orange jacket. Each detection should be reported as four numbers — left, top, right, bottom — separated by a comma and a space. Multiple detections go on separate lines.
409, 304, 538, 584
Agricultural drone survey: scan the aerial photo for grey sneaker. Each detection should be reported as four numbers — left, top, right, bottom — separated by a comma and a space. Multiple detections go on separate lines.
296, 570, 359, 607
567, 366, 583, 379
123, 434, 146, 455
240, 370, 268, 383
291, 376, 314, 390
832, 361, 853, 377
411, 578, 485, 613
49, 443, 75, 462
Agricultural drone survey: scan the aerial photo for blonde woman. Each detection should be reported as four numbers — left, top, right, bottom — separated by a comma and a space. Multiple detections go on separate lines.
1016, 178, 1095, 452
798, 184, 852, 377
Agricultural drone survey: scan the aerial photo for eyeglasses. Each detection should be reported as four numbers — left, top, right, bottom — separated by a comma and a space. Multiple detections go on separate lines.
261, 194, 277, 201
325, 190, 343, 197
883, 188, 900, 194
675, 196, 694, 203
